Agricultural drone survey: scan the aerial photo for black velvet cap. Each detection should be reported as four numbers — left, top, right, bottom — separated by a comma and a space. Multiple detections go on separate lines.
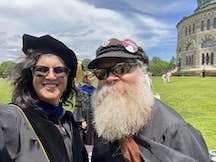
22, 34, 77, 77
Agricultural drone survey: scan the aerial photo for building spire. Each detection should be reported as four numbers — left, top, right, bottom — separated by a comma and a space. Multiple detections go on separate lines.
197, 0, 216, 9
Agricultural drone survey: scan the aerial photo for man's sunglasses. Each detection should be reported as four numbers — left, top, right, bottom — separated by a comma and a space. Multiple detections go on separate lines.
31, 65, 70, 78
94, 62, 138, 80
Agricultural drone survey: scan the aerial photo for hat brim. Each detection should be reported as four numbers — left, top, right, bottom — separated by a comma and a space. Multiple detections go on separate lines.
88, 51, 139, 69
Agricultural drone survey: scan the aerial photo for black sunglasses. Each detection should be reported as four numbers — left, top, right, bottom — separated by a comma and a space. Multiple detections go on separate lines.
94, 62, 138, 80
31, 65, 70, 78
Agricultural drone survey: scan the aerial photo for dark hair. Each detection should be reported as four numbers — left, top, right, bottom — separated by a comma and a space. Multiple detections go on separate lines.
10, 50, 76, 108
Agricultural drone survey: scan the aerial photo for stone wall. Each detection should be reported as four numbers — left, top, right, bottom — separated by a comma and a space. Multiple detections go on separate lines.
176, 3, 216, 75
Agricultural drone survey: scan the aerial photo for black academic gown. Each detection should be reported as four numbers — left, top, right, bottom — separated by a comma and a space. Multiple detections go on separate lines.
23, 107, 88, 162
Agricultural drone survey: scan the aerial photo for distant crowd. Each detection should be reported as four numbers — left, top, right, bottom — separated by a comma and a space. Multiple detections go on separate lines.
161, 71, 172, 83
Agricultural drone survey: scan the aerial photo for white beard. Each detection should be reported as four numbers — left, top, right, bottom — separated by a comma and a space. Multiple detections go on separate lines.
92, 71, 154, 141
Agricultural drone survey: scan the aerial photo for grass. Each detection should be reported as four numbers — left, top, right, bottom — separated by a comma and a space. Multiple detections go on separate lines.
0, 77, 215, 150
152, 76, 216, 150
0, 78, 12, 103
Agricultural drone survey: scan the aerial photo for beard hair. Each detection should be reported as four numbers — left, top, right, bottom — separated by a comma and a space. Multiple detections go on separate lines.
92, 69, 154, 141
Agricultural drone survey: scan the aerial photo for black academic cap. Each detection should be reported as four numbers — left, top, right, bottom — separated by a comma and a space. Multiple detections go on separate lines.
22, 34, 77, 77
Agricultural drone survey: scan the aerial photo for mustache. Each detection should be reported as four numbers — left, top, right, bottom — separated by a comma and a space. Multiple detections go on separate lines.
92, 75, 154, 141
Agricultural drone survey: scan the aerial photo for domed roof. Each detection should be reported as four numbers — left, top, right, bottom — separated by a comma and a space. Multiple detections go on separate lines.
197, 0, 216, 9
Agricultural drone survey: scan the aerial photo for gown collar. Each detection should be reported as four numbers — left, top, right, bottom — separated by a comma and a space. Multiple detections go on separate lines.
35, 101, 65, 120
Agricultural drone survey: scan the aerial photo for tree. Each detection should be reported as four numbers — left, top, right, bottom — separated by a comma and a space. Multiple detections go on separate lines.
82, 58, 91, 71
149, 56, 175, 76
169, 56, 176, 70
0, 61, 16, 78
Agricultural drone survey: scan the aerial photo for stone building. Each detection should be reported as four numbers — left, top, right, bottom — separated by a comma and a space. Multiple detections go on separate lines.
176, 0, 216, 75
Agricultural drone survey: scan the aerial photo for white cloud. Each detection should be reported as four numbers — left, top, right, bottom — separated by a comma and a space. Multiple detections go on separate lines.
124, 0, 196, 15
0, 0, 196, 62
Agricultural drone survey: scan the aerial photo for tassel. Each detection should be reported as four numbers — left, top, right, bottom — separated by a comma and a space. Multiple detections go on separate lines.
75, 60, 83, 85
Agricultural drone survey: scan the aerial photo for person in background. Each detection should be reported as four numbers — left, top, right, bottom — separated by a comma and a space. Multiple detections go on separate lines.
88, 38, 210, 162
74, 71, 96, 145
0, 34, 88, 162
161, 73, 167, 83
80, 71, 96, 94
145, 69, 152, 89
166, 71, 172, 82
202, 69, 206, 78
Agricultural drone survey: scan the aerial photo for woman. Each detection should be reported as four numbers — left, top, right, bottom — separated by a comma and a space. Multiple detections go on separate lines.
0, 34, 88, 162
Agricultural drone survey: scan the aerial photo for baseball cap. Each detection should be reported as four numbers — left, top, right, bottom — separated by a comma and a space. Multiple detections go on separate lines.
88, 38, 148, 69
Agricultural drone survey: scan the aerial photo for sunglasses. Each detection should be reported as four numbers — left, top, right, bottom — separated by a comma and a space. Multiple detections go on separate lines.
31, 65, 70, 78
94, 62, 138, 80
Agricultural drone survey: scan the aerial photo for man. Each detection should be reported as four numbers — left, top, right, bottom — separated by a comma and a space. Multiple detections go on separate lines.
88, 38, 210, 162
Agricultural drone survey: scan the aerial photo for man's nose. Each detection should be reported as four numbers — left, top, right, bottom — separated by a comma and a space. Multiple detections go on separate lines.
105, 72, 120, 84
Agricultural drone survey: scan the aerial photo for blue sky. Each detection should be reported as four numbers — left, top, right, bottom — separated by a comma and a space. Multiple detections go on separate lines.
0, 0, 198, 63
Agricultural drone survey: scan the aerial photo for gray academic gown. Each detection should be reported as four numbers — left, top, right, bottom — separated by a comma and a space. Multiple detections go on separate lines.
91, 98, 211, 162
0, 103, 88, 162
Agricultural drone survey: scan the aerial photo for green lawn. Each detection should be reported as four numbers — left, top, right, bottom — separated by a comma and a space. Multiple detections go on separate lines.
152, 76, 216, 150
0, 77, 215, 150
0, 78, 12, 103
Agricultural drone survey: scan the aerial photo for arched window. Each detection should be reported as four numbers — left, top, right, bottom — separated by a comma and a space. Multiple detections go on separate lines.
207, 19, 210, 30
214, 18, 216, 28
189, 25, 191, 34
192, 24, 195, 33
186, 43, 194, 51
201, 20, 204, 31
202, 53, 205, 65
201, 40, 215, 48
189, 56, 192, 66
211, 52, 214, 65
185, 26, 187, 36
206, 53, 209, 64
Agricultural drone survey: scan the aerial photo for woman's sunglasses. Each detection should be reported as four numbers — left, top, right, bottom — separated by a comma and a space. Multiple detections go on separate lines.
31, 65, 70, 78
94, 62, 138, 80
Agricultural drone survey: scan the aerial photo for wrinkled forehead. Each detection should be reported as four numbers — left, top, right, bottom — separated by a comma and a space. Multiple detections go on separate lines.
96, 58, 137, 68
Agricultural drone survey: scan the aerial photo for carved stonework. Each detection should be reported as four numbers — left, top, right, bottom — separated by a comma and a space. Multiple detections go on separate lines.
176, 1, 216, 74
